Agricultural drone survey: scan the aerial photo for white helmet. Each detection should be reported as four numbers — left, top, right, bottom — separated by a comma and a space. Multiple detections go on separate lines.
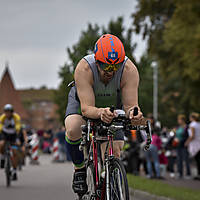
4, 104, 14, 112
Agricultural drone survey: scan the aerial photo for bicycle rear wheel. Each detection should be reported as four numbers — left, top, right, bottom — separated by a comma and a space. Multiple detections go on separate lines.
107, 158, 129, 200
5, 155, 11, 187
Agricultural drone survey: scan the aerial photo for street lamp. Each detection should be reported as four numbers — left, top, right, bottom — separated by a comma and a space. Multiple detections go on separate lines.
151, 61, 158, 121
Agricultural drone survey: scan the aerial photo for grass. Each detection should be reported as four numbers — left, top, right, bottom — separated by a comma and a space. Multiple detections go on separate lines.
127, 174, 200, 200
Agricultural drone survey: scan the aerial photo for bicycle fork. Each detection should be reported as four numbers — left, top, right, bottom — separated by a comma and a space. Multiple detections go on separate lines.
105, 134, 114, 200
105, 160, 110, 200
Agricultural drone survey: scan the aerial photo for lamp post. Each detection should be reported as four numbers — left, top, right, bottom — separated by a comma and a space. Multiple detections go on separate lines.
151, 61, 158, 121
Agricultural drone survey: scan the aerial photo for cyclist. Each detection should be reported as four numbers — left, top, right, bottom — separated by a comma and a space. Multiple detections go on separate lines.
65, 34, 143, 197
0, 104, 21, 180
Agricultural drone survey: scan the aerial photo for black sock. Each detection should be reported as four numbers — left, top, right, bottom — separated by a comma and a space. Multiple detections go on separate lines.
75, 167, 86, 172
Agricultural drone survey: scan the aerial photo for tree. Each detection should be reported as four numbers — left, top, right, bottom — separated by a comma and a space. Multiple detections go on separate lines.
132, 0, 200, 126
54, 64, 73, 123
137, 54, 153, 116
163, 0, 200, 111
67, 24, 100, 69
103, 17, 136, 62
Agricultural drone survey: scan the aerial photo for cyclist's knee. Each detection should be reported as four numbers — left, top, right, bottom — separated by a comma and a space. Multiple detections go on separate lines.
114, 149, 121, 158
65, 127, 80, 141
0, 141, 5, 153
65, 115, 84, 140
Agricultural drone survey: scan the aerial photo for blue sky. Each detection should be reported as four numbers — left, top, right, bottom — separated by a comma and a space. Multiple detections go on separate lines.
0, 0, 146, 89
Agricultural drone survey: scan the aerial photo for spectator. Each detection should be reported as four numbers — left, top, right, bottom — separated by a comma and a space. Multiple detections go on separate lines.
174, 114, 191, 179
56, 126, 71, 162
159, 128, 169, 178
137, 130, 148, 176
37, 129, 44, 149
124, 130, 140, 175
185, 112, 200, 180
42, 129, 53, 153
165, 130, 177, 178
159, 149, 168, 177
145, 114, 161, 179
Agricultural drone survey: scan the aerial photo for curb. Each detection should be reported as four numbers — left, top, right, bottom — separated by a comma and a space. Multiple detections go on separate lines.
129, 188, 174, 200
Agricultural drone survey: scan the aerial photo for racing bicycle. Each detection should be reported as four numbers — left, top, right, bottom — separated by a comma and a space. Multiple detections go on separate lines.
79, 107, 152, 200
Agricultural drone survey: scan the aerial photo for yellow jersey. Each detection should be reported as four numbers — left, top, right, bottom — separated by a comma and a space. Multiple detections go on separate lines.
0, 113, 21, 134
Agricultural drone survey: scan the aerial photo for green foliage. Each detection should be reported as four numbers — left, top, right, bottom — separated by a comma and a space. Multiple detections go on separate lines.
54, 64, 73, 123
103, 17, 136, 62
67, 24, 100, 68
137, 54, 153, 116
132, 0, 200, 127
163, 0, 200, 111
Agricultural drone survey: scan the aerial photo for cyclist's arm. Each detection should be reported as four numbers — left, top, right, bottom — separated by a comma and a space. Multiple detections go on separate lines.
0, 114, 5, 133
121, 59, 141, 118
75, 59, 104, 119
13, 113, 21, 134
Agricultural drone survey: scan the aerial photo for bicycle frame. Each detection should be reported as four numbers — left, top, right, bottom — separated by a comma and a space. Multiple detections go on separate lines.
81, 121, 116, 200
80, 114, 152, 200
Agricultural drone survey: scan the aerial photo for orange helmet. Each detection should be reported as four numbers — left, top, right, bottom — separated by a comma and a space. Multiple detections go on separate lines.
94, 34, 125, 65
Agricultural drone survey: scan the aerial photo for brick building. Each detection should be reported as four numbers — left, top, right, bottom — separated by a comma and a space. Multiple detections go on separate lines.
0, 66, 59, 130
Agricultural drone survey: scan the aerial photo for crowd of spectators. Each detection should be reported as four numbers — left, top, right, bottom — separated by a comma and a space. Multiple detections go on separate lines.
25, 111, 200, 181
122, 112, 200, 181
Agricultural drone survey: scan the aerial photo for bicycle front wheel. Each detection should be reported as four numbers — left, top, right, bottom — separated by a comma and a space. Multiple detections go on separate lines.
86, 163, 96, 199
107, 158, 129, 200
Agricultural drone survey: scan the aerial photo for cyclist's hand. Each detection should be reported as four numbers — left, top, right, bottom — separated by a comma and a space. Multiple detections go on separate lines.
100, 107, 116, 124
129, 107, 143, 120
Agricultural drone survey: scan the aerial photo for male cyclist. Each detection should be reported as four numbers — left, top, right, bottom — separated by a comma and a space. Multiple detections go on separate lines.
65, 34, 143, 197
0, 104, 21, 180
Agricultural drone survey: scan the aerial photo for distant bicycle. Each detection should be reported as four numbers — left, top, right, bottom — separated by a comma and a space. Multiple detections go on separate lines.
79, 107, 152, 200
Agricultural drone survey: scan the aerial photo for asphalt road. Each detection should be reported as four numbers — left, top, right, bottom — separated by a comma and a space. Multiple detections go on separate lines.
0, 155, 137, 200
0, 155, 76, 200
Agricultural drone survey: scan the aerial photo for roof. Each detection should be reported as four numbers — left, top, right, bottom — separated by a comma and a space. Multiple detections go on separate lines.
0, 67, 29, 120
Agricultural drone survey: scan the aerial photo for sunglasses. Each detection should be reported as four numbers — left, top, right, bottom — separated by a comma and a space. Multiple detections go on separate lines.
96, 60, 122, 72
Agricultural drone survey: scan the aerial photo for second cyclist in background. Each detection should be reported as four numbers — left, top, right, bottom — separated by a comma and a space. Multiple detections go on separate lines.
0, 104, 21, 180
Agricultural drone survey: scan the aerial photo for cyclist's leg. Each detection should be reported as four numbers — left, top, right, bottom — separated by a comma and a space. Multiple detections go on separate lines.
65, 114, 86, 169
65, 86, 87, 169
101, 140, 124, 160
65, 86, 88, 196
11, 148, 18, 169
0, 138, 6, 168
0, 140, 6, 153
101, 128, 124, 160
21, 145, 26, 160
9, 134, 19, 169
65, 114, 88, 195
7, 134, 19, 180
113, 140, 124, 158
